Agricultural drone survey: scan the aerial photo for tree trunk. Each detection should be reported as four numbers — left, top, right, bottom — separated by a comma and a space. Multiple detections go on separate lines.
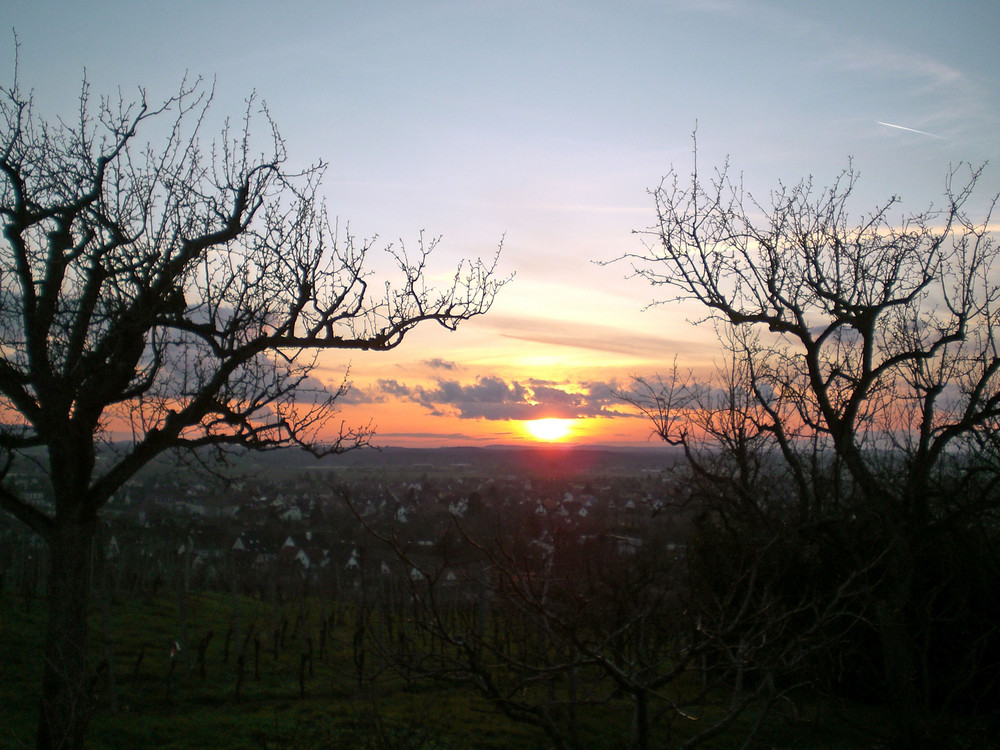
875, 534, 925, 747
631, 689, 649, 750
36, 518, 95, 750
876, 598, 923, 745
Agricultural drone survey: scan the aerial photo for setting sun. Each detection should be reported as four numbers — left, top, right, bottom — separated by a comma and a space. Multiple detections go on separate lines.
524, 418, 574, 442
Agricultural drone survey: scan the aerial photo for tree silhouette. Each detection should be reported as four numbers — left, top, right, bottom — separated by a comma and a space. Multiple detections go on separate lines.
0, 67, 506, 750
621, 150, 1000, 745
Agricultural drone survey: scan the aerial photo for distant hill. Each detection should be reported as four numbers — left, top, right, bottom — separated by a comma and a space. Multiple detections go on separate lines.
250, 444, 682, 478
9, 443, 681, 486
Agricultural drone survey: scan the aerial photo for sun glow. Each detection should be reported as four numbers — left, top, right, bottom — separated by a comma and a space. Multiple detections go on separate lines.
524, 418, 574, 442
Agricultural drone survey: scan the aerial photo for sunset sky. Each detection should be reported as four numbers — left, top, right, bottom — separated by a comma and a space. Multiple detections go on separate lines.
4, 1, 999, 447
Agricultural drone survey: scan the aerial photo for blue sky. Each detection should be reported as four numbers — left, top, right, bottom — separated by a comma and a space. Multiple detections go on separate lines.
4, 0, 998, 445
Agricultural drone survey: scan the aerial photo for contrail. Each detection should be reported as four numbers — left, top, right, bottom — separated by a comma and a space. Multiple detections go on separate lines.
877, 121, 946, 139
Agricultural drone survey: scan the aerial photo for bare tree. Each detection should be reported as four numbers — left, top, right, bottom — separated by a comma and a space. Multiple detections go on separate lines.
620, 149, 1000, 744
0, 64, 506, 750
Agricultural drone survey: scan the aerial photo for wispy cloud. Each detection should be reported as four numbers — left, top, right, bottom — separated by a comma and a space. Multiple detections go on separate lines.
668, 0, 749, 14
833, 45, 963, 89
373, 431, 507, 444
829, 43, 984, 136
483, 314, 703, 360
723, 8, 988, 139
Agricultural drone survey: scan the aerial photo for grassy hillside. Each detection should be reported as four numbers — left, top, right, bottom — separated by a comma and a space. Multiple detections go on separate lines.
1, 591, 595, 750
1, 590, 905, 749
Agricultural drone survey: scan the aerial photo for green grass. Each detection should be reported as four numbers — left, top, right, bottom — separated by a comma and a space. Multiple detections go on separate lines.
1, 591, 558, 750
0, 589, 946, 749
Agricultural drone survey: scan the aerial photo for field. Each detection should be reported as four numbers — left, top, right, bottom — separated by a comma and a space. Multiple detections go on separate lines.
0, 589, 900, 750
2, 590, 557, 750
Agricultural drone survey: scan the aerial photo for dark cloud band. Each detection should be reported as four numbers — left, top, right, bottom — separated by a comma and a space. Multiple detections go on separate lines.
377, 375, 635, 421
